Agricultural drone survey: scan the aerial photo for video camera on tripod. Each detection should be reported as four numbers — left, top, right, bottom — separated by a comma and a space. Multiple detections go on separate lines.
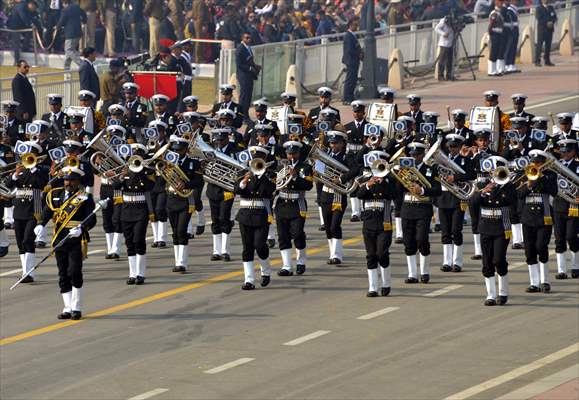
445, 10, 474, 34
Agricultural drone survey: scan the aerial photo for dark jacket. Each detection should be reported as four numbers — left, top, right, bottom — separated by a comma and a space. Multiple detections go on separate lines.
357, 176, 397, 232
79, 60, 101, 101
399, 162, 442, 220
12, 73, 36, 120
342, 30, 362, 66
7, 1, 41, 30
517, 170, 558, 227
234, 172, 276, 227
236, 43, 259, 80
536, 4, 557, 32
56, 3, 87, 39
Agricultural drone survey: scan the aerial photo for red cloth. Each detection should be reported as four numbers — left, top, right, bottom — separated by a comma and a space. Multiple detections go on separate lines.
132, 72, 178, 99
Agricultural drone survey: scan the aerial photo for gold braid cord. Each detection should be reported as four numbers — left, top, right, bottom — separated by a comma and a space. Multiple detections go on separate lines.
46, 188, 87, 258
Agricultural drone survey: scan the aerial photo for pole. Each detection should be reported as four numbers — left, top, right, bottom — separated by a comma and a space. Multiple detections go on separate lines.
10, 198, 110, 291
360, 0, 378, 99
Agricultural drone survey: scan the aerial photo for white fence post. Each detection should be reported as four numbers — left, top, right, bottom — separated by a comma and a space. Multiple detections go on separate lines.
321, 37, 328, 85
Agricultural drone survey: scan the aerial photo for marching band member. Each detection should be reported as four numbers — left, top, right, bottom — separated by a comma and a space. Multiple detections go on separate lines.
235, 146, 276, 290
211, 84, 244, 129
450, 109, 475, 147
403, 94, 424, 127
400, 142, 441, 284
307, 87, 342, 132
207, 128, 241, 261
482, 90, 512, 144
509, 94, 534, 123
148, 95, 177, 136
41, 94, 68, 142
0, 133, 15, 256
120, 82, 148, 130
344, 100, 367, 222
149, 120, 169, 248
166, 135, 203, 273
2, 100, 25, 146
244, 99, 279, 146
216, 109, 245, 148
276, 141, 314, 276
438, 134, 475, 273
553, 139, 579, 279
378, 87, 400, 116
59, 130, 95, 193
519, 150, 558, 293
4, 140, 49, 283
319, 131, 355, 265
78, 90, 106, 137
37, 166, 96, 320
477, 156, 517, 306
114, 144, 155, 285
555, 113, 576, 140
488, 0, 505, 76
357, 151, 396, 297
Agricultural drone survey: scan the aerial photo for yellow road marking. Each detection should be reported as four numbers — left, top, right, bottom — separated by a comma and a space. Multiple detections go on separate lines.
0, 236, 363, 346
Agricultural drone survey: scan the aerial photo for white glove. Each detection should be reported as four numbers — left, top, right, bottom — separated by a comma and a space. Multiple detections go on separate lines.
34, 225, 44, 237
69, 227, 82, 238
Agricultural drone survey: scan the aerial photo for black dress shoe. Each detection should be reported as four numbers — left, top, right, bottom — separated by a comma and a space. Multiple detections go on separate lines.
57, 312, 71, 320
111, 253, 120, 260
350, 215, 360, 222
172, 266, 186, 273
318, 225, 326, 231
151, 241, 158, 248
452, 265, 462, 273
0, 246, 8, 258
105, 253, 113, 259
136, 276, 145, 285
420, 274, 430, 284
555, 272, 568, 280
405, 277, 419, 284
196, 225, 205, 235
21, 275, 34, 283
545, 62, 555, 66
35, 241, 46, 248
526, 285, 540, 293
4, 222, 13, 229
241, 282, 255, 290
440, 264, 452, 272
222, 253, 231, 262
471, 254, 482, 260
267, 239, 276, 248
512, 243, 524, 250
497, 296, 508, 305
70, 311, 82, 320
327, 258, 335, 265
210, 254, 222, 261
157, 241, 167, 249
126, 277, 136, 285
434, 224, 441, 232
187, 233, 194, 239
278, 268, 293, 276
381, 287, 391, 297
540, 283, 551, 293
395, 237, 404, 244
571, 269, 579, 279
484, 299, 496, 306
332, 258, 342, 265
534, 62, 541, 67
260, 276, 270, 287
366, 291, 379, 298
296, 264, 306, 275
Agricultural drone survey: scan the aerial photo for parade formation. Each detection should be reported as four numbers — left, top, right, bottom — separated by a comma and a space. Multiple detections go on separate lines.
1, 82, 578, 320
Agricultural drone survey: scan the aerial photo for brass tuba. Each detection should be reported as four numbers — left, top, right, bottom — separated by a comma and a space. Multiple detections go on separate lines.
308, 144, 358, 194
88, 130, 126, 176
155, 159, 193, 198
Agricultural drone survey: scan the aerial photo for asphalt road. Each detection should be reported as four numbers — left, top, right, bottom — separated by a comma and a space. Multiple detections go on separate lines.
0, 95, 578, 400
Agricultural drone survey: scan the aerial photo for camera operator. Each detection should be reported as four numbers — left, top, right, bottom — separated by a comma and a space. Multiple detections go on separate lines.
435, 16, 455, 81
100, 59, 129, 116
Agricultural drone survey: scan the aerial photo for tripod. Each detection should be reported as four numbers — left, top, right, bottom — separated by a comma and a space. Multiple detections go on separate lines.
452, 30, 477, 81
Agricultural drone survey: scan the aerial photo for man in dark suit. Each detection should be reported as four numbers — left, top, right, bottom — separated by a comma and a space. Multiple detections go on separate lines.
56, 0, 86, 69
79, 47, 100, 101
41, 94, 69, 142
403, 94, 424, 127
11, 60, 36, 123
342, 18, 363, 104
535, 0, 557, 67
236, 32, 261, 122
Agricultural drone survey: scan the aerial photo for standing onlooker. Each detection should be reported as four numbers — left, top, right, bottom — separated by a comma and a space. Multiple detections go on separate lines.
168, 0, 184, 41
99, 59, 127, 114
79, 0, 97, 48
217, 4, 242, 46
504, 0, 520, 73
11, 60, 36, 122
387, 0, 404, 27
434, 15, 454, 81
262, 13, 280, 43
144, 0, 164, 57
6, 0, 41, 64
127, 0, 144, 53
341, 18, 362, 104
236, 32, 261, 121
100, 0, 117, 57
192, 0, 209, 62
315, 10, 333, 36
55, 0, 86, 69
79, 47, 100, 101
535, 0, 557, 67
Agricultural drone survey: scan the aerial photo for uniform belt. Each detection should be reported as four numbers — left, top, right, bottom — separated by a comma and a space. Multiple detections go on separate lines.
63, 221, 81, 228
183, 75, 193, 81
491, 28, 503, 33
101, 178, 111, 185
481, 208, 502, 218
322, 185, 338, 194
15, 188, 34, 198
240, 199, 265, 208
279, 192, 301, 200
476, 176, 488, 183
364, 200, 385, 210
526, 195, 544, 204
404, 193, 430, 203
122, 194, 146, 203
347, 143, 363, 152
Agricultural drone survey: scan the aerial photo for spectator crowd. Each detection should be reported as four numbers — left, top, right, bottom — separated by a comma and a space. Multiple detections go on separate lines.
1, 0, 545, 64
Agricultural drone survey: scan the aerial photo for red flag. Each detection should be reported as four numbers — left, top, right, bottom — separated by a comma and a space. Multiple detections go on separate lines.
132, 72, 178, 100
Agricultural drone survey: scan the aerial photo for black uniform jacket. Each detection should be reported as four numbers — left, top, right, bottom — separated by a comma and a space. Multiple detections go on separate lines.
234, 172, 276, 227
399, 162, 442, 220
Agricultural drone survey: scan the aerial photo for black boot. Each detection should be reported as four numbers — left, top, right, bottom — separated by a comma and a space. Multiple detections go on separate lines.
381, 287, 391, 297
296, 264, 306, 275
260, 276, 270, 287
70, 311, 82, 320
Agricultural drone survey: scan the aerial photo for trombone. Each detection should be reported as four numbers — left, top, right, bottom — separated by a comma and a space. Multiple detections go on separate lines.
0, 152, 47, 177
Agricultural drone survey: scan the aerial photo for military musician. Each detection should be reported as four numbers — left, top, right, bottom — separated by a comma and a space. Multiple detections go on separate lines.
344, 100, 367, 222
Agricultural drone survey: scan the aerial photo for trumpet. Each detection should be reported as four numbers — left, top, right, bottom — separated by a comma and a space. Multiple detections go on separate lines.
0, 183, 14, 199
370, 159, 390, 178
369, 134, 381, 146
394, 132, 406, 142
249, 158, 274, 176
127, 155, 148, 173
492, 166, 512, 185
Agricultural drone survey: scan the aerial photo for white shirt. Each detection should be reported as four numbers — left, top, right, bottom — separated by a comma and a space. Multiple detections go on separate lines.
435, 18, 454, 48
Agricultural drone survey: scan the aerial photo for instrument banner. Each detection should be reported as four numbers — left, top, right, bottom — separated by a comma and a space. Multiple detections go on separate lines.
132, 72, 178, 99
367, 103, 396, 138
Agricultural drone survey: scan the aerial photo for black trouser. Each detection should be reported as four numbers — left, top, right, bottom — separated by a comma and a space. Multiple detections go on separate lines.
438, 46, 453, 80
151, 192, 167, 222
209, 198, 234, 234
192, 184, 204, 215
321, 204, 345, 239
439, 207, 464, 245
402, 218, 430, 256
14, 218, 35, 254
238, 73, 254, 120
169, 209, 191, 245
553, 212, 579, 253
523, 224, 552, 265
343, 61, 359, 102
239, 222, 269, 262
275, 214, 306, 251
102, 202, 122, 233
481, 232, 509, 277
393, 195, 403, 219
505, 29, 519, 65
469, 201, 480, 234
535, 28, 553, 64
489, 32, 505, 62
55, 242, 83, 293
123, 219, 148, 256
363, 228, 392, 270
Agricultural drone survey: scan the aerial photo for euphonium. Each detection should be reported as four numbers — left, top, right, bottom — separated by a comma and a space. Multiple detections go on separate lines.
308, 144, 358, 194
512, 150, 555, 189
543, 152, 579, 204
155, 159, 193, 198
88, 130, 126, 175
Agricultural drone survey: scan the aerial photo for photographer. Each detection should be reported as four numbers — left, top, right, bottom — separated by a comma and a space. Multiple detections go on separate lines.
99, 59, 129, 116
435, 16, 454, 81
